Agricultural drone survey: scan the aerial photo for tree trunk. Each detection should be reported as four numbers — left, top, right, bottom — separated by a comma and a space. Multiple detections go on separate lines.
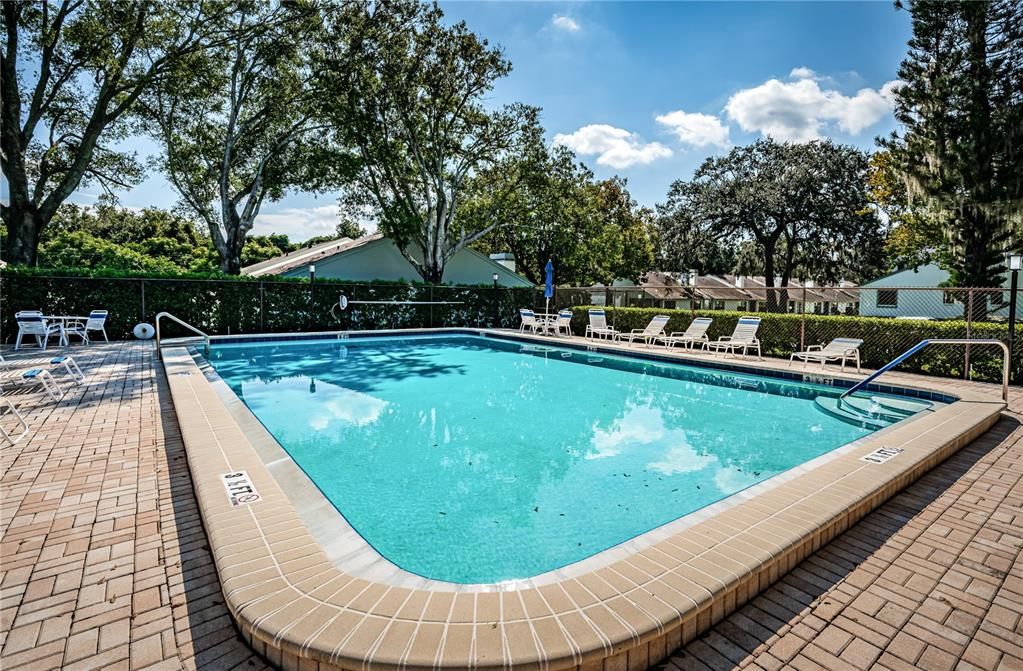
762, 239, 780, 312
4, 207, 42, 266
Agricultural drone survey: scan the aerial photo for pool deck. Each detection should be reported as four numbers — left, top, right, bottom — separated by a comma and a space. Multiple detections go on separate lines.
0, 337, 1020, 670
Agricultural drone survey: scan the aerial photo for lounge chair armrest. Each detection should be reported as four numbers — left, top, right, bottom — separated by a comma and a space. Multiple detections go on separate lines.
717, 336, 733, 341
805, 344, 823, 351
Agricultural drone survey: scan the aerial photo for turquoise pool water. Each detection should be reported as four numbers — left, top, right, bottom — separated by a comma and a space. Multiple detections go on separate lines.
209, 335, 880, 583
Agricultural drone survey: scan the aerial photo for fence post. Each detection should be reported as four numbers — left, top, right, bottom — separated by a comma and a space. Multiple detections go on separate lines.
800, 285, 807, 352
259, 282, 265, 332
964, 290, 973, 379
140, 279, 146, 323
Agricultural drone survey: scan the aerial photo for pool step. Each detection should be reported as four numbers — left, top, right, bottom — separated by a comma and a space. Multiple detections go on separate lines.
813, 397, 891, 430
837, 396, 914, 423
870, 396, 932, 416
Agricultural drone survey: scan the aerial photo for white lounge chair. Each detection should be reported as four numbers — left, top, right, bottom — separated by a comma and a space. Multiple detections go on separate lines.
658, 317, 713, 350
65, 310, 109, 344
585, 309, 618, 340
551, 309, 573, 337
704, 316, 762, 359
14, 311, 62, 351
618, 315, 670, 346
518, 309, 544, 334
0, 353, 84, 391
0, 398, 29, 445
790, 338, 863, 371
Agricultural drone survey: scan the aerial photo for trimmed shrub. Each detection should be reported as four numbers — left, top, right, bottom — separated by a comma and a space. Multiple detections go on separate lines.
0, 270, 534, 342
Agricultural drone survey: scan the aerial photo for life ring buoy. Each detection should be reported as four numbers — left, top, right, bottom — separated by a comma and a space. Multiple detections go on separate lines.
133, 323, 155, 340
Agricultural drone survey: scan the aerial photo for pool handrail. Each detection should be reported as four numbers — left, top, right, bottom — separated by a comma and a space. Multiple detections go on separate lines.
155, 312, 210, 358
839, 338, 1010, 403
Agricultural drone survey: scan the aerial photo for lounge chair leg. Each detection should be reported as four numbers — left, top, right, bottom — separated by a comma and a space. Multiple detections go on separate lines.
0, 399, 29, 446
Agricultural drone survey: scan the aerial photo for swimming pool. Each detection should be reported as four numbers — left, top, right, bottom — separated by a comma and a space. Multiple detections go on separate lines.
208, 334, 926, 583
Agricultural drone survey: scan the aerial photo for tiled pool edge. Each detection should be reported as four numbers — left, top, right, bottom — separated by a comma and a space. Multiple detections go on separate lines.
161, 343, 1005, 671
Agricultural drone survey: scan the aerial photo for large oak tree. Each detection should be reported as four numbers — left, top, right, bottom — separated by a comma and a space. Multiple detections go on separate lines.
0, 0, 234, 265
317, 0, 537, 284
143, 1, 344, 274
658, 139, 884, 310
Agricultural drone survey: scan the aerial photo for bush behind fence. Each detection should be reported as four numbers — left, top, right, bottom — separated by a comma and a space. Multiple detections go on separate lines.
2, 274, 1018, 384
0, 274, 534, 342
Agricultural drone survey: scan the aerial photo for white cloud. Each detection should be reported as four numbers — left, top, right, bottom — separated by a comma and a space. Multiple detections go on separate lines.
553, 124, 672, 169
254, 204, 356, 242
724, 68, 902, 142
655, 110, 730, 148
789, 66, 816, 80
551, 14, 581, 32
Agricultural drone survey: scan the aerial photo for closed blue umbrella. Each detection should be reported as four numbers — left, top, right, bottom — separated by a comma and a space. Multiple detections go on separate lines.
544, 259, 554, 315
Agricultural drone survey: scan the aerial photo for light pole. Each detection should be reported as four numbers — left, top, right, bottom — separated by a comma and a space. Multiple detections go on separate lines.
309, 264, 316, 283
1008, 253, 1021, 370
492, 272, 499, 327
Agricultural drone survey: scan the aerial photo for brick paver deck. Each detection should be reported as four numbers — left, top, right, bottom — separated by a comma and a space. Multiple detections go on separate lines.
0, 343, 267, 671
0, 340, 1019, 671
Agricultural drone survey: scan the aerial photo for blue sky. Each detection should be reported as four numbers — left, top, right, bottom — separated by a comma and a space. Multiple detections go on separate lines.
70, 1, 913, 242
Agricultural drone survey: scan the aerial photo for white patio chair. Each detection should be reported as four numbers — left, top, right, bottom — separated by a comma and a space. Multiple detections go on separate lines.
704, 316, 762, 359
65, 310, 109, 344
14, 311, 62, 351
518, 309, 543, 334
584, 309, 618, 340
658, 317, 713, 350
790, 337, 863, 371
552, 309, 574, 337
618, 315, 670, 346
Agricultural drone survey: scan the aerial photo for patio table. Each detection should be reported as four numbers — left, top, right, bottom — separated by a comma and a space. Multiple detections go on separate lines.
531, 312, 558, 334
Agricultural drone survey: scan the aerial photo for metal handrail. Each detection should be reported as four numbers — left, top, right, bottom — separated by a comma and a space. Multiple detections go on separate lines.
840, 338, 1011, 402
155, 312, 210, 357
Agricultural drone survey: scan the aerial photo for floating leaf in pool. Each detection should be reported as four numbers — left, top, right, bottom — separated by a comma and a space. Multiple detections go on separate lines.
533, 506, 538, 512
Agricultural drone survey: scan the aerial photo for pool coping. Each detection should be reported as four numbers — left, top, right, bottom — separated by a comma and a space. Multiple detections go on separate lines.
161, 328, 1005, 671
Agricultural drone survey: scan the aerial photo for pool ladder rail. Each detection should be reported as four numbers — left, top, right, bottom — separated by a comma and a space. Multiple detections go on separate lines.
815, 338, 1010, 428
155, 312, 211, 358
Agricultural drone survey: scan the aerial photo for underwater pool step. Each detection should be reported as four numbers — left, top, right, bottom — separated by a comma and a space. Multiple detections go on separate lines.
813, 397, 891, 430
870, 396, 933, 416
837, 396, 915, 423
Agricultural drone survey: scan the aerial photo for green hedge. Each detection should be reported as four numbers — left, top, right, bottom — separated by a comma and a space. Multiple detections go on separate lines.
570, 306, 1020, 384
0, 272, 536, 342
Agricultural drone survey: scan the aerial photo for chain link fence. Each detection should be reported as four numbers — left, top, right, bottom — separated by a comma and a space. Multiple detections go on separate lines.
2, 274, 1018, 384
543, 285, 1021, 385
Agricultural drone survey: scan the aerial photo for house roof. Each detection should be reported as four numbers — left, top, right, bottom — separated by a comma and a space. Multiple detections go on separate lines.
241, 233, 532, 286
241, 234, 383, 277
616, 272, 859, 302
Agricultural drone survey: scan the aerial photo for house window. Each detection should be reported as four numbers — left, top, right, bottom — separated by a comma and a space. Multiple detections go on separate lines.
942, 290, 958, 305
876, 289, 898, 308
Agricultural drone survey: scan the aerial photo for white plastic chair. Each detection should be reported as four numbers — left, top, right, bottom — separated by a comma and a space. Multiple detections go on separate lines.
618, 315, 670, 346
65, 310, 109, 344
584, 309, 619, 340
790, 337, 863, 371
14, 311, 62, 351
518, 309, 543, 334
659, 317, 713, 350
704, 316, 762, 359
552, 309, 573, 337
